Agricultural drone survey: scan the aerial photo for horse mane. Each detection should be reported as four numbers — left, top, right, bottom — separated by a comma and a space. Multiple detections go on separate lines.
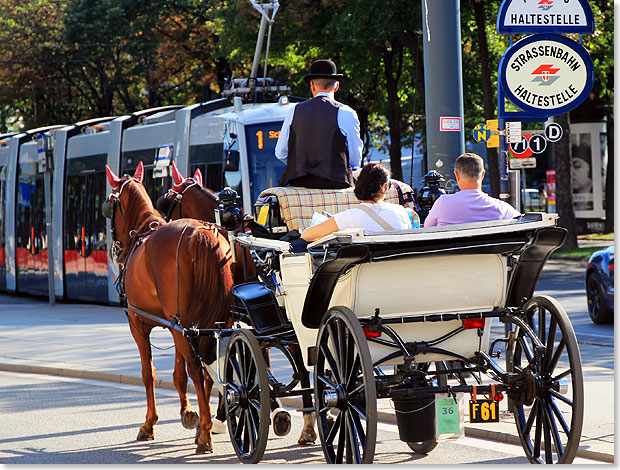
193, 184, 219, 205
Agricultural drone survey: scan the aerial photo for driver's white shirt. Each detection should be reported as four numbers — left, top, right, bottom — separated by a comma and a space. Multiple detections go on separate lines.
333, 202, 411, 233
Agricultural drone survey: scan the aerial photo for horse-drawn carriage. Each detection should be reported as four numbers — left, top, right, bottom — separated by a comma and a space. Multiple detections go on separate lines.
104, 163, 583, 464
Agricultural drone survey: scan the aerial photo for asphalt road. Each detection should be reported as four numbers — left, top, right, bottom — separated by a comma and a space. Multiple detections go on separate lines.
0, 371, 600, 464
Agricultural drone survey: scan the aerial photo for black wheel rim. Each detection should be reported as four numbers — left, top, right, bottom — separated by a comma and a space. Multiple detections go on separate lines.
586, 276, 601, 320
315, 309, 376, 464
225, 332, 269, 463
511, 296, 584, 464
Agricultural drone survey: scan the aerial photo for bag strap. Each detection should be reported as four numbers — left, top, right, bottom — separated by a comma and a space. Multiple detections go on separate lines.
357, 204, 395, 231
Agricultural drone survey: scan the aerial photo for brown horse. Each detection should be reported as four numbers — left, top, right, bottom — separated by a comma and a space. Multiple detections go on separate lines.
157, 162, 318, 445
103, 162, 234, 454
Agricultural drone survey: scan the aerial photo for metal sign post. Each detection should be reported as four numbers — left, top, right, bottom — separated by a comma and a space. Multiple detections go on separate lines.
36, 133, 55, 306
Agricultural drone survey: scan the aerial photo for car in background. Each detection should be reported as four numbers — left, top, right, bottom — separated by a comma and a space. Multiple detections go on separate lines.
586, 246, 614, 324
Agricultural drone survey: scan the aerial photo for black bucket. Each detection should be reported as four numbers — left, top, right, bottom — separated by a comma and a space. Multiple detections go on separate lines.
393, 395, 436, 442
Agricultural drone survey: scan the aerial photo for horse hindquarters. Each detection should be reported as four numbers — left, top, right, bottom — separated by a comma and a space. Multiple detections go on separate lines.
183, 224, 235, 453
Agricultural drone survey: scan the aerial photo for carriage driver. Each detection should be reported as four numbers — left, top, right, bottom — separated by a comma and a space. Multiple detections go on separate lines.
275, 59, 364, 189
424, 153, 521, 227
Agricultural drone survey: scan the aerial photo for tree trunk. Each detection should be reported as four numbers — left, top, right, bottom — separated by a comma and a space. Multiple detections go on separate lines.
553, 112, 578, 248
473, 0, 500, 198
384, 42, 403, 181
604, 113, 614, 233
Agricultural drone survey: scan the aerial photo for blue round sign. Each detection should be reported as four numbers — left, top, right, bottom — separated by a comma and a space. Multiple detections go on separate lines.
499, 34, 594, 117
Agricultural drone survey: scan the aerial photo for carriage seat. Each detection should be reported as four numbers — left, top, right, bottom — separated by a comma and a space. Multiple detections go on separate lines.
232, 282, 291, 334
255, 179, 413, 232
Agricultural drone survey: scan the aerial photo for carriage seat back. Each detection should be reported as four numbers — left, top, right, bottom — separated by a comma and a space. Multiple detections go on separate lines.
232, 282, 291, 334
254, 180, 414, 232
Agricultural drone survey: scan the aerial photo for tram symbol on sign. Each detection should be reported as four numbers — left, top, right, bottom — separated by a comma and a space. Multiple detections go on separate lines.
531, 64, 560, 86
537, 0, 554, 11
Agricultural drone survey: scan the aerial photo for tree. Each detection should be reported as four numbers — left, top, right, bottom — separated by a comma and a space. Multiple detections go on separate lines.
554, 112, 578, 248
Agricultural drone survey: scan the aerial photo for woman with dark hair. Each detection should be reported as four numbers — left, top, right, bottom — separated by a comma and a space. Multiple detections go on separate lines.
301, 163, 412, 242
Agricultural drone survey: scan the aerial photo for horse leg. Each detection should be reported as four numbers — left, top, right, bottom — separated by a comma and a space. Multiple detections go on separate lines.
173, 350, 199, 430
128, 320, 159, 441
186, 353, 214, 454
289, 345, 317, 445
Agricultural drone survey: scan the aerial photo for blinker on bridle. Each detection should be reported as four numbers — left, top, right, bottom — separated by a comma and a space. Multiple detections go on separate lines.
102, 175, 136, 263
159, 178, 198, 221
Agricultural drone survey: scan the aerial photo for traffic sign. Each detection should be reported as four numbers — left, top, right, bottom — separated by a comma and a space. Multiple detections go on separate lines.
528, 134, 547, 154
510, 136, 532, 157
497, 0, 595, 34
473, 123, 490, 142
486, 120, 499, 148
498, 34, 595, 117
505, 121, 522, 144
544, 122, 564, 142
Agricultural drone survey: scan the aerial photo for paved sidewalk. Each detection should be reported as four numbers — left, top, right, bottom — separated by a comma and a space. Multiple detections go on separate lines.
0, 294, 613, 463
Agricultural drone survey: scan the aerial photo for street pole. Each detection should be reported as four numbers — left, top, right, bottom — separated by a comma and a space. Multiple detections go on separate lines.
421, 0, 465, 188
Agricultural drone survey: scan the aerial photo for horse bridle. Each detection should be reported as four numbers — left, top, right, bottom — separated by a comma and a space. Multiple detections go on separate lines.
102, 175, 136, 263
159, 179, 198, 221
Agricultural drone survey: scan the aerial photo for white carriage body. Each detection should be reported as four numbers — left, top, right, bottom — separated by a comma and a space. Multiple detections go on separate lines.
239, 215, 558, 368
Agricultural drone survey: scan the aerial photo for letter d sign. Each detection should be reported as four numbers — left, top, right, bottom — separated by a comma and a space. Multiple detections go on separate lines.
545, 123, 563, 143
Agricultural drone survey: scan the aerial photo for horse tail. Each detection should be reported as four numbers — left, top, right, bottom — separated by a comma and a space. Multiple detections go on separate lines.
187, 224, 234, 363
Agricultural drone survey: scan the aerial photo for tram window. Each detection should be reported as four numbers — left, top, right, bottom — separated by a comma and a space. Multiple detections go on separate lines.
90, 173, 107, 252
64, 175, 84, 252
244, 122, 285, 203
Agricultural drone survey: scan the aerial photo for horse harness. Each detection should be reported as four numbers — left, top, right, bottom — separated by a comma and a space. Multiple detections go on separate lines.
160, 179, 198, 221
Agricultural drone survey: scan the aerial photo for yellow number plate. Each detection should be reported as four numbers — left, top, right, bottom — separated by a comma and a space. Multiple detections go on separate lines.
469, 400, 500, 423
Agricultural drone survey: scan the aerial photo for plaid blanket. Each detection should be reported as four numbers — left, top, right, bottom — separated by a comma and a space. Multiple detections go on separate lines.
258, 180, 414, 231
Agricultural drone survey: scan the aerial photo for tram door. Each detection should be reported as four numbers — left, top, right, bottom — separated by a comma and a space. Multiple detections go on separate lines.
15, 164, 47, 295
64, 160, 108, 301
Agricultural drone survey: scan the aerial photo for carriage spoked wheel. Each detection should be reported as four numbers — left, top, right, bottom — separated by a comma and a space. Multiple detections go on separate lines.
508, 295, 584, 464
314, 306, 377, 464
405, 362, 447, 455
224, 329, 270, 464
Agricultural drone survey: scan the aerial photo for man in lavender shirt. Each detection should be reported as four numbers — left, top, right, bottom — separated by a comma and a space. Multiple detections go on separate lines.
424, 153, 521, 227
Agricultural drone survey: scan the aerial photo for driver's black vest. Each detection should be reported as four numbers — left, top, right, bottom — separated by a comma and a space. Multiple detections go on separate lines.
278, 96, 354, 188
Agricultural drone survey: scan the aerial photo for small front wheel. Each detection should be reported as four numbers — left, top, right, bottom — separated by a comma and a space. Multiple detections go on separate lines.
314, 306, 377, 464
224, 329, 270, 464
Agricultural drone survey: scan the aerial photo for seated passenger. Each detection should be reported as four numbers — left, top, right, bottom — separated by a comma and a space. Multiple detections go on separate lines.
301, 163, 413, 242
424, 153, 521, 227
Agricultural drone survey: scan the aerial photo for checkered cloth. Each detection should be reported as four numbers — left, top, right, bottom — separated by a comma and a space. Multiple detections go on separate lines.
258, 180, 414, 231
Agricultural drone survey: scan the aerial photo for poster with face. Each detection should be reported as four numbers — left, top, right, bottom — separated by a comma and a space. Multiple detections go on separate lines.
571, 133, 593, 211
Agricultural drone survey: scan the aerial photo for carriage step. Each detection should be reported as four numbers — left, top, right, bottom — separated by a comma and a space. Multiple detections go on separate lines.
296, 407, 314, 413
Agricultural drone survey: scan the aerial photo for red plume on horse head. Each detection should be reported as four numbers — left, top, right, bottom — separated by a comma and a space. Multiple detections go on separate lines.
106, 162, 144, 190
171, 161, 203, 192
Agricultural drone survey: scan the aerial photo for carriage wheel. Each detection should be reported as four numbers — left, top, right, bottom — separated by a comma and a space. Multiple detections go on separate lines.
405, 362, 446, 454
508, 295, 584, 464
314, 306, 377, 464
224, 329, 270, 464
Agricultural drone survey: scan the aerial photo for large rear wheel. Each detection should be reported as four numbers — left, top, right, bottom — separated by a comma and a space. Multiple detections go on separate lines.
224, 329, 270, 464
314, 306, 377, 464
508, 295, 584, 464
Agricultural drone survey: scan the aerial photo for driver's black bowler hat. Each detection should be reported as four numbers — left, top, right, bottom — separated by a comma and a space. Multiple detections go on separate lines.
304, 59, 344, 83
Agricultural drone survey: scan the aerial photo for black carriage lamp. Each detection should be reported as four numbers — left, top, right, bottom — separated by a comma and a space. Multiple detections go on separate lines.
416, 170, 446, 212
215, 187, 244, 231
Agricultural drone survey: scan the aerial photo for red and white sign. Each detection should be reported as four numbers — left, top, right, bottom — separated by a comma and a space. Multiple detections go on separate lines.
440, 117, 462, 132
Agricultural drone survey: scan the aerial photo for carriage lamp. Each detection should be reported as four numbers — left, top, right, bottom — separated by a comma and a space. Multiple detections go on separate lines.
416, 170, 446, 212
215, 187, 244, 231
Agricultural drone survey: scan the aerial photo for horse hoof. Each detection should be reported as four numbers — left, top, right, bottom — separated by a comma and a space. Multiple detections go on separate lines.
137, 429, 155, 441
212, 417, 227, 435
273, 408, 291, 437
195, 442, 213, 454
297, 428, 317, 445
181, 410, 199, 430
